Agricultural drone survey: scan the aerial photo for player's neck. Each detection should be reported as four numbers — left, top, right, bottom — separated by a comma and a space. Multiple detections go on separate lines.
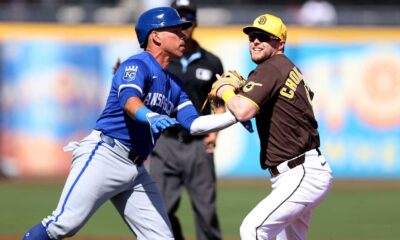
146, 47, 171, 68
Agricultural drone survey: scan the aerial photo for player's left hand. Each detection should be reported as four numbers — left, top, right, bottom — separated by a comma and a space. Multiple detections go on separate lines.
201, 70, 246, 112
211, 70, 246, 97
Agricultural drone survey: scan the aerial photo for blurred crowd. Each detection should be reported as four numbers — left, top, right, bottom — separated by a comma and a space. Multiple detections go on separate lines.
0, 0, 399, 25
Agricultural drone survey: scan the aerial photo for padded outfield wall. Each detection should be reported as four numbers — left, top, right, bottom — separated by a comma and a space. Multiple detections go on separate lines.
0, 24, 399, 178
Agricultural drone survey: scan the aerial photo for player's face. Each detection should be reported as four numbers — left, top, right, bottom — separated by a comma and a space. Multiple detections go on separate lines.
156, 26, 187, 58
248, 31, 283, 64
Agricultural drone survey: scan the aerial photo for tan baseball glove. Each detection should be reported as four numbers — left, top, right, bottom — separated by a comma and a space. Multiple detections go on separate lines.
201, 70, 246, 112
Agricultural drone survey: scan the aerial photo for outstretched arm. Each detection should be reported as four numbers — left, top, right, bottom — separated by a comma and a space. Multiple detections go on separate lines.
176, 102, 237, 135
189, 110, 238, 135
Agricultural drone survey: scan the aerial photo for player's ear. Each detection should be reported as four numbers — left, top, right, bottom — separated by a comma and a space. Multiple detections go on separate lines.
149, 31, 162, 47
278, 41, 285, 52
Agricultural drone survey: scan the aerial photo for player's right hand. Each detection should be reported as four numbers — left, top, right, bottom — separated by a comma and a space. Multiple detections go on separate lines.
146, 113, 179, 134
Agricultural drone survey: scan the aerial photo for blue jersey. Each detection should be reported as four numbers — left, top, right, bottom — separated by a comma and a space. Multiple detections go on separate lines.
95, 51, 199, 156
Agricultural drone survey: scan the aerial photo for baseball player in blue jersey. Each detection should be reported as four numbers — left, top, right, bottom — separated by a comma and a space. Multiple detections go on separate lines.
22, 7, 245, 240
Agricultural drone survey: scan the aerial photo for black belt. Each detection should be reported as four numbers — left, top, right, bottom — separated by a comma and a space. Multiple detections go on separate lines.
268, 148, 321, 177
100, 133, 145, 165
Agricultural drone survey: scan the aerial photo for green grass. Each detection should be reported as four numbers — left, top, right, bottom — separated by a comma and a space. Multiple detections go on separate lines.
307, 185, 400, 240
1, 179, 400, 239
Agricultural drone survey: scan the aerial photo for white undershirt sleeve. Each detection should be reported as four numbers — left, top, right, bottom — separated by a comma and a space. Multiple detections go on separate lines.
189, 110, 238, 135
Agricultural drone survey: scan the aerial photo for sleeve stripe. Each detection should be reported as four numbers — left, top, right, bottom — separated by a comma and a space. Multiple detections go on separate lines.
177, 101, 193, 111
118, 84, 143, 97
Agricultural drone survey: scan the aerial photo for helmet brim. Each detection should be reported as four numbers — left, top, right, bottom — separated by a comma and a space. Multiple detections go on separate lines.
162, 19, 193, 30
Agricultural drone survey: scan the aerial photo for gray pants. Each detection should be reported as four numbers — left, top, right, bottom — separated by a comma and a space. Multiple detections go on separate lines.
149, 134, 222, 240
44, 130, 173, 240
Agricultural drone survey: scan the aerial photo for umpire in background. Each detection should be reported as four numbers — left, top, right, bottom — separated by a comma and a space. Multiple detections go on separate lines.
149, 0, 224, 240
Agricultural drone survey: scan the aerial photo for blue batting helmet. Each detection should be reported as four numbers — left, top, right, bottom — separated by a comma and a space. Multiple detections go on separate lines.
135, 7, 192, 48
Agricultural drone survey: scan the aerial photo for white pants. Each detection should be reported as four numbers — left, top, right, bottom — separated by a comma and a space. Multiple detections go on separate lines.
240, 149, 333, 240
43, 131, 173, 239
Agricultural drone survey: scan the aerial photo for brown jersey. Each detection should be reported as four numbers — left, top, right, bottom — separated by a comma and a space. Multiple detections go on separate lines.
238, 54, 320, 169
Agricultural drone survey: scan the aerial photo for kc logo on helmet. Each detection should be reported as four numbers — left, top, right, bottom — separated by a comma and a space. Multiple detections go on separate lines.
123, 65, 138, 81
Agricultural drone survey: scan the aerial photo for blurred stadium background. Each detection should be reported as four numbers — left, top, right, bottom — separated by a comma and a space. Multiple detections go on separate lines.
0, 0, 399, 239
0, 0, 399, 179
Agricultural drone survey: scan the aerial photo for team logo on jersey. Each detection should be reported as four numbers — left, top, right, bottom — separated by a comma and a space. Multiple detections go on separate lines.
243, 81, 263, 92
123, 65, 138, 81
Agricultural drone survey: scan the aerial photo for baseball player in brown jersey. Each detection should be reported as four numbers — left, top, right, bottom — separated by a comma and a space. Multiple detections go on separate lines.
212, 14, 334, 239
